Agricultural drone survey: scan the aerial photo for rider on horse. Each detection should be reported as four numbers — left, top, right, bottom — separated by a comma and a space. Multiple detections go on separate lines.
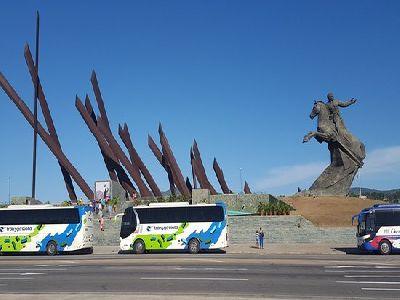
326, 92, 357, 135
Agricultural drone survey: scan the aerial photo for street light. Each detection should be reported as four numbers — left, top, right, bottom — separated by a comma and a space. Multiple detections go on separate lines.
239, 168, 243, 194
8, 176, 11, 204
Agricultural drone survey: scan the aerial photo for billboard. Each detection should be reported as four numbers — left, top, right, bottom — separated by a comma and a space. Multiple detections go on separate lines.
95, 180, 111, 202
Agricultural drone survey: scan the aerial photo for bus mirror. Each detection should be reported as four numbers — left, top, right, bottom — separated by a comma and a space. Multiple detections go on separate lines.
351, 214, 358, 226
113, 213, 124, 223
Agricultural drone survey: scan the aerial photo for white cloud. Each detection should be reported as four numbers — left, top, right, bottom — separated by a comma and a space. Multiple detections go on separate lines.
254, 145, 400, 193
361, 146, 400, 177
255, 162, 326, 190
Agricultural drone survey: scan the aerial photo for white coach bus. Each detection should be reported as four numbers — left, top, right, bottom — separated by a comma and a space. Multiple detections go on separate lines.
119, 202, 227, 254
0, 205, 93, 255
354, 203, 400, 255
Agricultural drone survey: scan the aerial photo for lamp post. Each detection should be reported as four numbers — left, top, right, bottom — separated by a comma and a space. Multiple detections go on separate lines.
239, 168, 243, 194
31, 11, 40, 205
8, 176, 11, 204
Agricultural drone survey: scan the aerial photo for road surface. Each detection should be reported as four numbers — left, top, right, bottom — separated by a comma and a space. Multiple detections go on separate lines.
1, 252, 400, 299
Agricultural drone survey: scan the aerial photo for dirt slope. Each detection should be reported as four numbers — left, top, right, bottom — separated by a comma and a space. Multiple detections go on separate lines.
282, 196, 384, 227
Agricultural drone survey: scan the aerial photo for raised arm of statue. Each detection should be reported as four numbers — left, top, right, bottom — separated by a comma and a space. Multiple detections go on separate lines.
337, 98, 357, 108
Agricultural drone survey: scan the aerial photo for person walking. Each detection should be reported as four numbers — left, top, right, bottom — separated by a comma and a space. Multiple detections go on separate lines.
255, 230, 259, 248
98, 205, 104, 231
259, 227, 264, 249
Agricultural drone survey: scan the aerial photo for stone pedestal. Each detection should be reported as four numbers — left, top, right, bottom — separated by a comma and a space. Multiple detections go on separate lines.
309, 144, 359, 196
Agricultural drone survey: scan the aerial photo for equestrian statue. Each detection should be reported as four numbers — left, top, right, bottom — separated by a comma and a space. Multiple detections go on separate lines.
303, 92, 366, 196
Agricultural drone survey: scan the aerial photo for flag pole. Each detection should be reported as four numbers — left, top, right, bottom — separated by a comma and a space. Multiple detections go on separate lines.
31, 11, 40, 204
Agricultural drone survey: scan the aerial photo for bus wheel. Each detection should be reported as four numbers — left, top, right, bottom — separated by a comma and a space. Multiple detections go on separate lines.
46, 241, 58, 256
379, 240, 392, 255
134, 239, 145, 254
188, 238, 200, 254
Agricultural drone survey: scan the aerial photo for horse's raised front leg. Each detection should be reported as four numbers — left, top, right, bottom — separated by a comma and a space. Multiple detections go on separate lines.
303, 131, 315, 143
303, 131, 332, 143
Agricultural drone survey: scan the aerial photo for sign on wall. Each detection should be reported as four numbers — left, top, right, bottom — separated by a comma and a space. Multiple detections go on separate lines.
95, 180, 111, 202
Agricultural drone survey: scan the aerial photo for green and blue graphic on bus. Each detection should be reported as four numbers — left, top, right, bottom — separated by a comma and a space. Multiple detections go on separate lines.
120, 202, 228, 253
0, 205, 93, 254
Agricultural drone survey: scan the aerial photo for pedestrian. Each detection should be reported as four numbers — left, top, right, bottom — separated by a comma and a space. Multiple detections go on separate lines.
259, 227, 264, 249
255, 230, 259, 248
98, 206, 104, 231
97, 201, 102, 215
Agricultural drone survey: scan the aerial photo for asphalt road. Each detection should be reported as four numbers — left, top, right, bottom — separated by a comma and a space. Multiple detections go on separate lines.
1, 252, 400, 299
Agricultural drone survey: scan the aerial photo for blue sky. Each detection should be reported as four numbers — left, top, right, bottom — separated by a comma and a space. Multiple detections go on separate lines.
0, 1, 399, 203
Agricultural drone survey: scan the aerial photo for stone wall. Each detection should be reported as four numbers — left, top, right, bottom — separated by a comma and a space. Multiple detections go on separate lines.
192, 189, 278, 213
11, 196, 42, 205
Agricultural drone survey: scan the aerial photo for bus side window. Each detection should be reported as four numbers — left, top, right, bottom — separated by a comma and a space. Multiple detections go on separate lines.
376, 210, 397, 228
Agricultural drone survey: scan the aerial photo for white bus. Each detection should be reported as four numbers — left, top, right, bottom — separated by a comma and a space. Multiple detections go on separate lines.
119, 202, 227, 254
354, 203, 400, 255
0, 205, 93, 255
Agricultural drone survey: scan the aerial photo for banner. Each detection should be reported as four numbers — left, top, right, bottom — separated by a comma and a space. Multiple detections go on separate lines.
95, 180, 111, 202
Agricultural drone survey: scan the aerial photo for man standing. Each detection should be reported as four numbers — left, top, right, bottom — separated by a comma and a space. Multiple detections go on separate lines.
259, 227, 264, 249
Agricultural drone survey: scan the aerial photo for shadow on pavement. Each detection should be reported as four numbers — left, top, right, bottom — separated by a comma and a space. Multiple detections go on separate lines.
333, 247, 371, 255
0, 248, 93, 256
118, 249, 226, 255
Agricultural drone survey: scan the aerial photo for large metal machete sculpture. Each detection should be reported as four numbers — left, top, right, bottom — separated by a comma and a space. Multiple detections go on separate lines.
0, 72, 93, 199
24, 45, 77, 201
191, 140, 217, 195
119, 123, 162, 197
213, 157, 232, 194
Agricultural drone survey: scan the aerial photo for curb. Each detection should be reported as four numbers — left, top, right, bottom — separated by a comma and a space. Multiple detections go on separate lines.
92, 243, 355, 255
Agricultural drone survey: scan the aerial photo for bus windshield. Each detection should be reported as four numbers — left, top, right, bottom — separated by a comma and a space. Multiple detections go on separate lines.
357, 213, 366, 236
358, 212, 374, 236
120, 208, 137, 239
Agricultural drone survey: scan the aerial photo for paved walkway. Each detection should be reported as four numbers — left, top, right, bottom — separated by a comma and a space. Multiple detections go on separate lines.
93, 243, 355, 255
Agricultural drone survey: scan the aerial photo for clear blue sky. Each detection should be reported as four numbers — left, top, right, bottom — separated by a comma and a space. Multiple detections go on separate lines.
0, 1, 399, 203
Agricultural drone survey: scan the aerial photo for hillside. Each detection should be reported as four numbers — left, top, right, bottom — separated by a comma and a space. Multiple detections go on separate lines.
350, 187, 400, 202
350, 187, 400, 194
282, 196, 384, 227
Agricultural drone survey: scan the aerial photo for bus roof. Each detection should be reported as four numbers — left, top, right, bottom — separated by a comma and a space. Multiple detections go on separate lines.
0, 205, 76, 210
133, 202, 225, 209
353, 203, 400, 223
148, 202, 190, 207
359, 203, 400, 215
372, 203, 400, 209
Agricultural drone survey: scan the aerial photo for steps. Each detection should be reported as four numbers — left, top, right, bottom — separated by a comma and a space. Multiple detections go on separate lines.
228, 215, 354, 245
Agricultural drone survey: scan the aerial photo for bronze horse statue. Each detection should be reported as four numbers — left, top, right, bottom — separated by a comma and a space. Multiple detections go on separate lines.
303, 101, 337, 144
303, 100, 365, 167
